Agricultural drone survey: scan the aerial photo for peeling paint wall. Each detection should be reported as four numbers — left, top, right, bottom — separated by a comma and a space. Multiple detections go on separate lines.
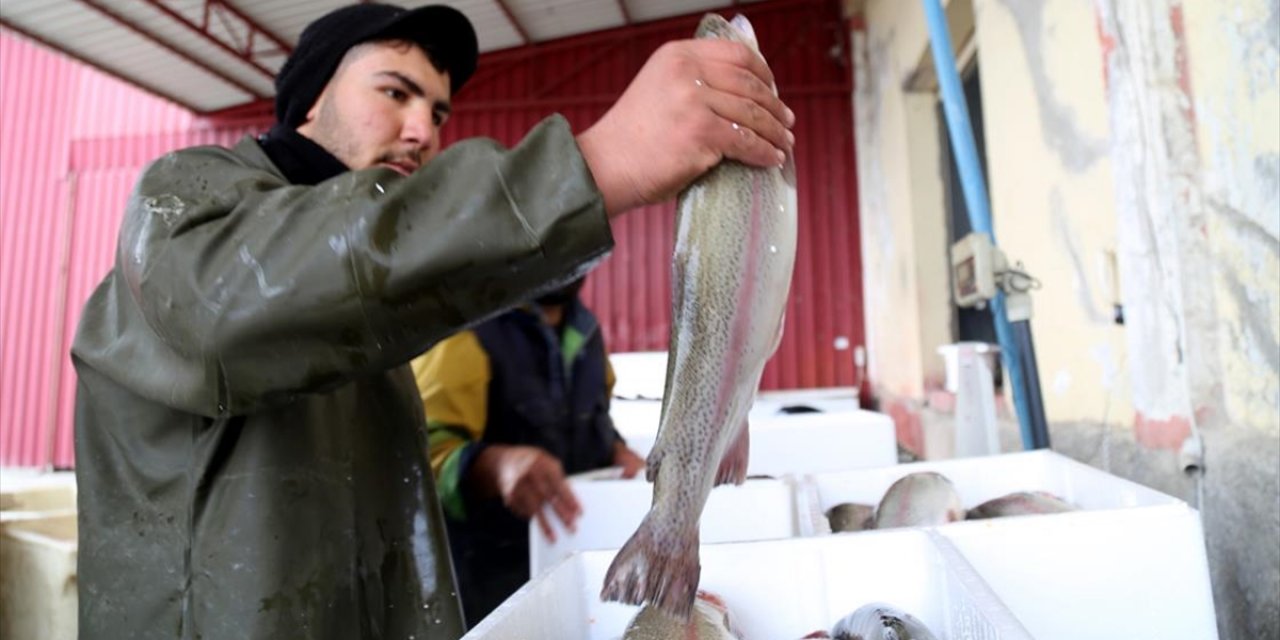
1098, 0, 1225, 449
976, 0, 1133, 427
1096, 1, 1280, 636
1183, 0, 1280, 435
853, 0, 954, 404
852, 0, 1278, 636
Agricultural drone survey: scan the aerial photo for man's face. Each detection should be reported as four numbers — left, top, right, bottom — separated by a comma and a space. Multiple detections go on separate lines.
297, 41, 452, 175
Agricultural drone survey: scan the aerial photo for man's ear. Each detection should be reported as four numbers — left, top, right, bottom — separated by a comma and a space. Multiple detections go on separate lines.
303, 95, 323, 125
296, 92, 325, 135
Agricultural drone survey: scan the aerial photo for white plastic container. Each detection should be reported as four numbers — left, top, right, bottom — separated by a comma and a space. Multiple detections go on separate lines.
613, 408, 897, 477
0, 469, 77, 523
938, 505, 1218, 639
529, 477, 800, 577
0, 514, 77, 640
798, 450, 1182, 535
470, 529, 1032, 639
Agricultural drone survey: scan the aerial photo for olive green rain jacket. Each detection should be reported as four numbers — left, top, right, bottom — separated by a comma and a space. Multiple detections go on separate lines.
70, 115, 613, 640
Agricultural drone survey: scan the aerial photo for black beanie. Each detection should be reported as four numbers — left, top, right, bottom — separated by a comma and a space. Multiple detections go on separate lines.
274, 3, 478, 128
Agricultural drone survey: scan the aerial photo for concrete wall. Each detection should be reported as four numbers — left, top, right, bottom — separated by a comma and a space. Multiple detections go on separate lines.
850, 0, 1279, 636
851, 0, 961, 451
976, 0, 1132, 427
1183, 0, 1280, 436
1095, 1, 1280, 636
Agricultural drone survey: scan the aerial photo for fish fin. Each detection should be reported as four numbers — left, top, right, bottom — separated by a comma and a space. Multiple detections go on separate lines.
600, 513, 701, 621
645, 445, 664, 483
770, 312, 786, 355
713, 422, 750, 486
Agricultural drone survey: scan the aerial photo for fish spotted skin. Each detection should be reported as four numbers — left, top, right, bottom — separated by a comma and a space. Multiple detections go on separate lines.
826, 502, 876, 533
830, 602, 940, 640
967, 491, 1076, 519
622, 590, 742, 640
873, 472, 966, 529
600, 12, 798, 621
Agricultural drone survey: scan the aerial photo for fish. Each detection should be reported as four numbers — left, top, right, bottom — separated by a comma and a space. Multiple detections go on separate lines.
830, 603, 940, 640
825, 502, 876, 533
967, 490, 1076, 519
872, 472, 965, 529
599, 12, 799, 620
622, 590, 742, 640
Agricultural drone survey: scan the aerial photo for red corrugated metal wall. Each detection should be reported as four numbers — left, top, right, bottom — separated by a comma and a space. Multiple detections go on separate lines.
443, 0, 863, 392
0, 0, 860, 468
0, 32, 260, 467
0, 33, 76, 470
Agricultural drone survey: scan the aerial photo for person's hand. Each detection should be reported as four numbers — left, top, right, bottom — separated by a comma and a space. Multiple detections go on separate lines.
612, 442, 645, 479
576, 38, 796, 216
472, 445, 582, 542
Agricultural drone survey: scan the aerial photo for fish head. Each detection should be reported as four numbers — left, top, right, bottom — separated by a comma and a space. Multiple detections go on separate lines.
694, 590, 737, 634
695, 13, 759, 52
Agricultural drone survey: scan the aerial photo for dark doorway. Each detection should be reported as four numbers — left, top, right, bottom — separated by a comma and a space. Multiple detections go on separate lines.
939, 63, 997, 347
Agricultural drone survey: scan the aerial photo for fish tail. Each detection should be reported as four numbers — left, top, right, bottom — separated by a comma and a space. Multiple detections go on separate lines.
600, 513, 700, 620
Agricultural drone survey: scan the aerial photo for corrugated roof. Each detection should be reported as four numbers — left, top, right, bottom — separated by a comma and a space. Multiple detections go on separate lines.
1, 0, 784, 115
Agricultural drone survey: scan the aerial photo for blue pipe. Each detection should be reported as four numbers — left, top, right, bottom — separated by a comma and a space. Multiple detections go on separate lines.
921, 0, 1036, 450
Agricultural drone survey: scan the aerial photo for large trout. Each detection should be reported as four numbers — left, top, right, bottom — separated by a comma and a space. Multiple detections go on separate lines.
600, 13, 798, 620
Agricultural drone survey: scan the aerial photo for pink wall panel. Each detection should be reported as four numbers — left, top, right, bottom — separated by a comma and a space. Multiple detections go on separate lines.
1, 29, 265, 467
2, 0, 860, 468
1, 33, 78, 468
445, 0, 863, 392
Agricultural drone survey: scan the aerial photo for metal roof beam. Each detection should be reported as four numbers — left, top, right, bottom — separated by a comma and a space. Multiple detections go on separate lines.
0, 17, 202, 112
205, 0, 292, 56
494, 0, 532, 45
137, 0, 284, 82
77, 0, 265, 99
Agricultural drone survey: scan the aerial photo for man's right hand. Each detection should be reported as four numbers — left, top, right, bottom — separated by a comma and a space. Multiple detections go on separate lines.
470, 444, 582, 542
576, 38, 796, 216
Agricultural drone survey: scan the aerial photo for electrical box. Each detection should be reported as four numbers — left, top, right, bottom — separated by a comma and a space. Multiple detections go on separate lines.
951, 232, 1002, 308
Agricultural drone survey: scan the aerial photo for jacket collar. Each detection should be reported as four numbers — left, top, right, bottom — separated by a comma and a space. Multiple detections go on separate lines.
255, 123, 349, 185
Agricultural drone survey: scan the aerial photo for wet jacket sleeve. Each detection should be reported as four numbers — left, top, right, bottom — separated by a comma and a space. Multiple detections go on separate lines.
411, 332, 491, 520
91, 115, 611, 417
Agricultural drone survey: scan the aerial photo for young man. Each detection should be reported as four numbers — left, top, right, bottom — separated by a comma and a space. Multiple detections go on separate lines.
412, 276, 645, 625
71, 3, 793, 638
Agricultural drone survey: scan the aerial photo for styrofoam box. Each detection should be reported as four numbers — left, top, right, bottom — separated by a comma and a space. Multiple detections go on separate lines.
611, 390, 862, 438
469, 529, 1032, 639
798, 450, 1182, 535
0, 470, 76, 525
0, 513, 77, 640
609, 350, 858, 412
529, 477, 800, 577
611, 406, 897, 477
938, 505, 1218, 640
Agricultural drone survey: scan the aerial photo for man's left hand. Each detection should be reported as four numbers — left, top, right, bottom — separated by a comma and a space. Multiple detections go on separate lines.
612, 442, 645, 479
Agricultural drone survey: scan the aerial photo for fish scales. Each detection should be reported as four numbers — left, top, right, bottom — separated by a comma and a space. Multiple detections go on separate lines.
601, 12, 798, 620
622, 591, 742, 640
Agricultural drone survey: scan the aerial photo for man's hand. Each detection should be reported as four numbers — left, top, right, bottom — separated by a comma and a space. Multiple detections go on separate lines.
470, 444, 582, 542
612, 442, 646, 479
576, 38, 796, 216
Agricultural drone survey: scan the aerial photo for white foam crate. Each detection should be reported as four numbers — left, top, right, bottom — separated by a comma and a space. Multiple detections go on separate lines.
471, 529, 1032, 640
938, 504, 1218, 639
612, 406, 897, 477
529, 477, 800, 577
798, 450, 1183, 535
608, 350, 860, 411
